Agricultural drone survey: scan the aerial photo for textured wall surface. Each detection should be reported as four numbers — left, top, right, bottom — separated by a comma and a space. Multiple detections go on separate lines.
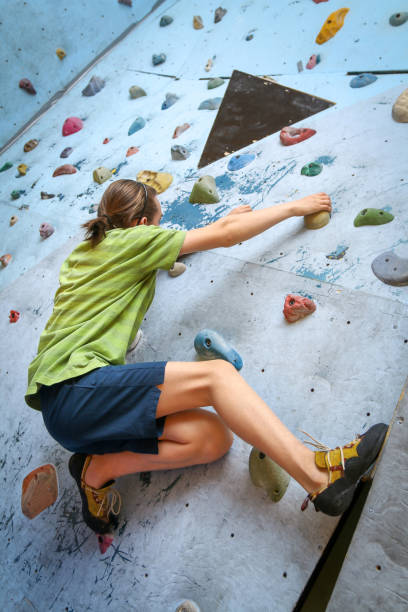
0, 0, 407, 610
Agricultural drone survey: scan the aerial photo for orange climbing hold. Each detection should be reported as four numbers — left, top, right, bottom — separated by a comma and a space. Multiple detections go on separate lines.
52, 164, 77, 177
316, 8, 349, 45
280, 126, 316, 146
1, 254, 12, 267
283, 295, 316, 323
9, 310, 20, 323
126, 146, 139, 157
173, 123, 190, 138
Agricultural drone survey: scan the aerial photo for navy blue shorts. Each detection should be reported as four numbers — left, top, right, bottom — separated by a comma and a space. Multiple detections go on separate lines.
39, 362, 167, 455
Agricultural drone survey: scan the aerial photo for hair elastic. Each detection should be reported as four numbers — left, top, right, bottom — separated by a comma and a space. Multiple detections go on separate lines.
101, 213, 113, 225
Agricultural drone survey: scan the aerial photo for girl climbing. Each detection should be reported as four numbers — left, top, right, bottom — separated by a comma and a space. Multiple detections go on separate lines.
25, 179, 387, 545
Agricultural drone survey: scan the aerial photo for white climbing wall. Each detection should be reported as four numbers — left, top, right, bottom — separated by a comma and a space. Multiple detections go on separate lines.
0, 1, 407, 611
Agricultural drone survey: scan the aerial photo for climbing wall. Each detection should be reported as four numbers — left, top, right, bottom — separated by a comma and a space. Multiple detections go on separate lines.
0, 1, 407, 611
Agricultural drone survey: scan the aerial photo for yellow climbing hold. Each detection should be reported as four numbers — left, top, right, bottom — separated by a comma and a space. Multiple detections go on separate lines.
93, 167, 113, 184
316, 8, 349, 45
137, 170, 173, 194
392, 88, 408, 123
17, 164, 28, 176
56, 48, 66, 60
304, 211, 330, 230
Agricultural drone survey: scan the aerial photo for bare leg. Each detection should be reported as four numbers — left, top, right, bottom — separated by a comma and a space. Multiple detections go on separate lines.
86, 361, 327, 493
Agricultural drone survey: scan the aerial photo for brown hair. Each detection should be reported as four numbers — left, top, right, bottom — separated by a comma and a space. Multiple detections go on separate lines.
82, 179, 158, 247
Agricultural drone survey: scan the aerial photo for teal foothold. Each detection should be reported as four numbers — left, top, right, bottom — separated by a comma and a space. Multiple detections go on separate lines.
207, 77, 225, 90
128, 117, 146, 135
0, 162, 13, 172
353, 208, 394, 227
301, 162, 323, 176
194, 329, 243, 370
389, 12, 408, 27
11, 190, 22, 200
198, 97, 222, 110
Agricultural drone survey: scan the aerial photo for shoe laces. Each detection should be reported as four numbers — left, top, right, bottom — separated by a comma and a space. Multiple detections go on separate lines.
300, 430, 346, 472
95, 488, 122, 518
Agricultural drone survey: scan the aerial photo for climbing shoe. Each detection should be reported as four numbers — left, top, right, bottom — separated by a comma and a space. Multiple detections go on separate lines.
301, 422, 388, 516
68, 454, 121, 534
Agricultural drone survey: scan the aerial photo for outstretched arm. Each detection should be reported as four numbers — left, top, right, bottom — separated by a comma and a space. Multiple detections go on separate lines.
179, 193, 331, 256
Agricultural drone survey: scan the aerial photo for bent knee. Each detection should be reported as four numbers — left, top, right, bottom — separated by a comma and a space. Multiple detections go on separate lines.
198, 411, 233, 463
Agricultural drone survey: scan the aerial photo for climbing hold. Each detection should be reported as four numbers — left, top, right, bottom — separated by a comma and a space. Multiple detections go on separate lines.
389, 12, 408, 26
350, 73, 377, 88
313, 0, 329, 3
118, 0, 132, 6
392, 88, 408, 122
128, 117, 146, 135
189, 176, 220, 203
280, 126, 316, 146
227, 153, 256, 171
137, 170, 173, 194
173, 123, 190, 138
126, 146, 139, 157
129, 85, 147, 99
193, 16, 204, 29
160, 15, 173, 27
10, 216, 18, 226
249, 448, 290, 501
283, 294, 316, 323
82, 76, 105, 97
21, 464, 58, 519
0, 254, 12, 267
41, 192, 55, 199
214, 7, 227, 23
297, 60, 304, 73
194, 329, 243, 370
19, 78, 36, 94
53, 164, 77, 177
171, 145, 190, 161
152, 53, 166, 66
103, 138, 110, 144
39, 223, 55, 239
175, 601, 201, 612
208, 77, 225, 89
93, 167, 113, 184
371, 251, 408, 286
169, 262, 186, 277
198, 97, 222, 110
9, 310, 20, 323
17, 164, 28, 176
246, 34, 254, 41
353, 208, 394, 227
60, 147, 73, 158
11, 190, 23, 200
301, 162, 323, 177
306, 54, 321, 70
97, 533, 114, 554
204, 58, 213, 72
161, 93, 179, 110
315, 8, 349, 45
23, 139, 39, 152
56, 48, 66, 60
0, 162, 13, 172
304, 211, 330, 230
62, 117, 83, 136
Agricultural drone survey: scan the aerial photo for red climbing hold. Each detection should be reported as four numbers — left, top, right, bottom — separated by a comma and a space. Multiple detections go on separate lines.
312, 0, 328, 3
52, 164, 77, 177
0, 254, 12, 267
126, 146, 139, 157
19, 78, 36, 94
9, 310, 20, 323
103, 138, 110, 144
97, 533, 114, 554
172, 123, 190, 139
62, 117, 83, 136
280, 126, 316, 146
283, 295, 316, 323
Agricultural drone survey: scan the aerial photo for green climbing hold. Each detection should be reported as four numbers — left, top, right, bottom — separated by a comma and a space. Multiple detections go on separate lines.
249, 448, 290, 502
11, 190, 23, 200
301, 162, 323, 177
353, 208, 394, 227
0, 162, 13, 172
189, 176, 220, 204
207, 77, 225, 90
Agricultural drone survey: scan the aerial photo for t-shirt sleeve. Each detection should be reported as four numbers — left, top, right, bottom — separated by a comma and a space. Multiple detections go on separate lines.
137, 226, 187, 272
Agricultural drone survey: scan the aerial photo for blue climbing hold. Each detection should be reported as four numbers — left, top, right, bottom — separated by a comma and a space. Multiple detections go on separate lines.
228, 153, 256, 171
128, 117, 146, 135
160, 15, 173, 27
198, 97, 222, 110
194, 329, 243, 371
152, 53, 166, 66
350, 73, 378, 88
161, 93, 179, 110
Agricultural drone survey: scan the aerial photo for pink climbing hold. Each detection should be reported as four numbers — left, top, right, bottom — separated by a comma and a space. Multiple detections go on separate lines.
19, 78, 36, 94
306, 54, 320, 70
283, 294, 316, 323
97, 533, 114, 554
172, 123, 190, 139
39, 223, 55, 239
312, 0, 328, 3
0, 254, 12, 267
62, 117, 83, 136
280, 126, 316, 146
52, 164, 77, 177
126, 146, 139, 157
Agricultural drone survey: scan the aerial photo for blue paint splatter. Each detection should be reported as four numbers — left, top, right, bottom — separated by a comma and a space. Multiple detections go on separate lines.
161, 193, 229, 230
238, 161, 296, 195
315, 155, 336, 166
112, 160, 128, 175
215, 173, 236, 191
326, 244, 349, 260
74, 159, 87, 170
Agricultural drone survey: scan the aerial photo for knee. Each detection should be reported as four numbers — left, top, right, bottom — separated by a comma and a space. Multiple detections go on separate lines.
199, 412, 234, 463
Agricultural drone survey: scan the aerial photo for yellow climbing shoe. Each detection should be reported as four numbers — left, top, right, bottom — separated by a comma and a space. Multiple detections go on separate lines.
68, 454, 121, 534
301, 423, 388, 516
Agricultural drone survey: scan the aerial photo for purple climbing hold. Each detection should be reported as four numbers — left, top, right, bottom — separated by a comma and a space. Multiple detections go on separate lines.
60, 147, 73, 158
214, 7, 227, 23
39, 223, 55, 239
19, 78, 36, 94
82, 76, 105, 97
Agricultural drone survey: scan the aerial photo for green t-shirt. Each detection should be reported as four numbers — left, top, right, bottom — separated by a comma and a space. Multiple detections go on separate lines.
25, 225, 186, 410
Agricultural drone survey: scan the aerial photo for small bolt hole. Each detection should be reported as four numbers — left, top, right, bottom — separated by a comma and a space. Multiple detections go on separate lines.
311, 388, 315, 392
376, 565, 381, 571
283, 572, 287, 578
259, 452, 266, 459
205, 338, 211, 347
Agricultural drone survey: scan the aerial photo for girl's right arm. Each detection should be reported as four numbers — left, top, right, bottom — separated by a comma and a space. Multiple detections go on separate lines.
178, 193, 331, 256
